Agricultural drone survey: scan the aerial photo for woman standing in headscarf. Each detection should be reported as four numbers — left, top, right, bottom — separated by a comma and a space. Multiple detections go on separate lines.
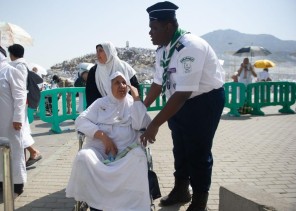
66, 72, 151, 211
85, 41, 140, 107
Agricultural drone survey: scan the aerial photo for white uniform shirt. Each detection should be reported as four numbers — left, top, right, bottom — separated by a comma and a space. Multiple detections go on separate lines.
258, 71, 270, 81
153, 33, 224, 99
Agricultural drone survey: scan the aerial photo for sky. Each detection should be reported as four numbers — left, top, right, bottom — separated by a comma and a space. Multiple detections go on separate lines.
1, 0, 296, 69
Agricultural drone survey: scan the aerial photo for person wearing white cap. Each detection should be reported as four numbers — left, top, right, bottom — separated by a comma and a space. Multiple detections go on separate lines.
0, 46, 27, 197
141, 2, 225, 210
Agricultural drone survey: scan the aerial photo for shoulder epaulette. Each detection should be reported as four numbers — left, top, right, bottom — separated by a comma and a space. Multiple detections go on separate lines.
175, 41, 185, 52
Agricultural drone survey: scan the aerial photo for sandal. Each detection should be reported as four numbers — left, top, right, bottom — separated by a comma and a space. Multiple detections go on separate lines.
26, 154, 42, 167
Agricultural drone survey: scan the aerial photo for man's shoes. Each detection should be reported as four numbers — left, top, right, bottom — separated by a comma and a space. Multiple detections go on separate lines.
160, 178, 191, 206
186, 192, 209, 211
26, 154, 42, 167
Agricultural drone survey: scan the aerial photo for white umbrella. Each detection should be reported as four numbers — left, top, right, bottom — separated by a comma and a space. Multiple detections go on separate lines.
0, 22, 33, 47
28, 63, 47, 76
233, 45, 271, 59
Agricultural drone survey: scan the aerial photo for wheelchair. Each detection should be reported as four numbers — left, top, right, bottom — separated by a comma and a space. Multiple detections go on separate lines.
73, 130, 160, 211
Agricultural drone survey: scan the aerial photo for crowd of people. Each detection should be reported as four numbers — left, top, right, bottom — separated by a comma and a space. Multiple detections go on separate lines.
0, 1, 285, 211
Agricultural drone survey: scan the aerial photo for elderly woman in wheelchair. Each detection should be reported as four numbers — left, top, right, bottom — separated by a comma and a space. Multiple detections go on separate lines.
66, 72, 152, 211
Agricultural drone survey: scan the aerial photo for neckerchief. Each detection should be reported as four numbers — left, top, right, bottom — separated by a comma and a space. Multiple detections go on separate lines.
161, 28, 187, 101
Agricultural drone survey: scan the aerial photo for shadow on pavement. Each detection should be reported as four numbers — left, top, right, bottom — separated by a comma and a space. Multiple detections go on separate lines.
14, 189, 75, 211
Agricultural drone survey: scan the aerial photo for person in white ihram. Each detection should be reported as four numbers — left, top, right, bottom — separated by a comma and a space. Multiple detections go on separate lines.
66, 71, 151, 211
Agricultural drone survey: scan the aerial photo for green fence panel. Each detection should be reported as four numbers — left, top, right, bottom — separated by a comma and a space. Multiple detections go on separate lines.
38, 87, 86, 133
27, 107, 36, 124
139, 84, 166, 111
247, 82, 296, 115
223, 82, 246, 117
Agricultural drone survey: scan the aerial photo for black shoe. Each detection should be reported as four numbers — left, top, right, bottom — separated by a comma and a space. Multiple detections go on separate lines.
160, 178, 191, 206
186, 192, 209, 211
26, 155, 42, 167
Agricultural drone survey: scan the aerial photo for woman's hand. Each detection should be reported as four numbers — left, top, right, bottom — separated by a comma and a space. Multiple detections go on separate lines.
94, 131, 118, 156
127, 84, 140, 101
12, 122, 22, 131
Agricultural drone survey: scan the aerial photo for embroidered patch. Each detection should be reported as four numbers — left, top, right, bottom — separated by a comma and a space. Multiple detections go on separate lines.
180, 56, 195, 73
175, 42, 184, 52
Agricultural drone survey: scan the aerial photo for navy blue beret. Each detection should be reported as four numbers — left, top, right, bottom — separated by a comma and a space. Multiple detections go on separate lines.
146, 1, 178, 21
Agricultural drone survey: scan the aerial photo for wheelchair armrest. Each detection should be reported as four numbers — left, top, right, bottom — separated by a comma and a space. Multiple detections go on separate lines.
77, 131, 86, 150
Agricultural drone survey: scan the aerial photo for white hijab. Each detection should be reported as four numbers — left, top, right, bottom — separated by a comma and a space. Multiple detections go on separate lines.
96, 71, 133, 127
95, 41, 135, 97
0, 50, 7, 69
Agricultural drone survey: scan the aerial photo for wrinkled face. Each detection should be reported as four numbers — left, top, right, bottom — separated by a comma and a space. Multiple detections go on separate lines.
111, 75, 127, 100
149, 21, 169, 46
96, 46, 107, 64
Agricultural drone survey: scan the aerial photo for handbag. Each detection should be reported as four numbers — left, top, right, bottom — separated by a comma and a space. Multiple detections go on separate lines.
148, 169, 161, 200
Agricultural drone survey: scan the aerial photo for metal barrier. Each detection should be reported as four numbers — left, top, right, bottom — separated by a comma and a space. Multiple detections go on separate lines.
0, 137, 14, 211
223, 82, 246, 117
247, 82, 296, 115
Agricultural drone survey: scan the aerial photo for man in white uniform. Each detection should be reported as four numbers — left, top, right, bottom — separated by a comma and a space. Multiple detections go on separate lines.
0, 46, 27, 196
8, 44, 42, 167
140, 2, 225, 211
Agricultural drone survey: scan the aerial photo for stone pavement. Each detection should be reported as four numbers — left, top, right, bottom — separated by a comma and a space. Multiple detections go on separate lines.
1, 105, 296, 210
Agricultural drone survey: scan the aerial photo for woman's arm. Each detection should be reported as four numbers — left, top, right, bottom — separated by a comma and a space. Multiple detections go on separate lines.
94, 130, 118, 156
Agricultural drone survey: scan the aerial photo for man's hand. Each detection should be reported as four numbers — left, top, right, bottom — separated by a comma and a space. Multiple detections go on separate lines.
140, 123, 159, 146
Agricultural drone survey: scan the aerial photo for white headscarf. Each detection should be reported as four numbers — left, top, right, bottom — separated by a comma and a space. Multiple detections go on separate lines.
95, 41, 136, 97
0, 49, 7, 69
96, 71, 133, 126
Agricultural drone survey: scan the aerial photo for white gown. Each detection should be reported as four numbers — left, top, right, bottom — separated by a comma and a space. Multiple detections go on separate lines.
9, 58, 35, 148
66, 95, 151, 211
0, 58, 27, 184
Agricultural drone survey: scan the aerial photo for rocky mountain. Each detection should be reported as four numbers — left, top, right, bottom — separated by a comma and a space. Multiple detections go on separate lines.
49, 29, 296, 83
201, 29, 296, 63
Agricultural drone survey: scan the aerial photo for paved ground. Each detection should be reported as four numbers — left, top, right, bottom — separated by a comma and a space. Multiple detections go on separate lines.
1, 105, 296, 211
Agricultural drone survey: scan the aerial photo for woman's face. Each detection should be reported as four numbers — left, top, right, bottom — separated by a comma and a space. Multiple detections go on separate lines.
111, 75, 127, 100
96, 46, 107, 64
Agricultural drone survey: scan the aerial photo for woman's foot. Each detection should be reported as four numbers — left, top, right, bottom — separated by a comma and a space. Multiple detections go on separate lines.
26, 154, 42, 167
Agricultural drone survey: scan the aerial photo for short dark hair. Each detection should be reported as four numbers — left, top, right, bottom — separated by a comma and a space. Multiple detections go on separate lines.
158, 18, 179, 28
52, 75, 60, 82
8, 44, 25, 58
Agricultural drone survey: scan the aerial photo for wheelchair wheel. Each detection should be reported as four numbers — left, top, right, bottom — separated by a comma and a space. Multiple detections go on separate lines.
73, 201, 88, 211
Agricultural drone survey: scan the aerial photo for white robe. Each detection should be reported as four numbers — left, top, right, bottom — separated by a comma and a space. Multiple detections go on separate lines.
10, 58, 35, 148
66, 96, 151, 211
0, 57, 27, 184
